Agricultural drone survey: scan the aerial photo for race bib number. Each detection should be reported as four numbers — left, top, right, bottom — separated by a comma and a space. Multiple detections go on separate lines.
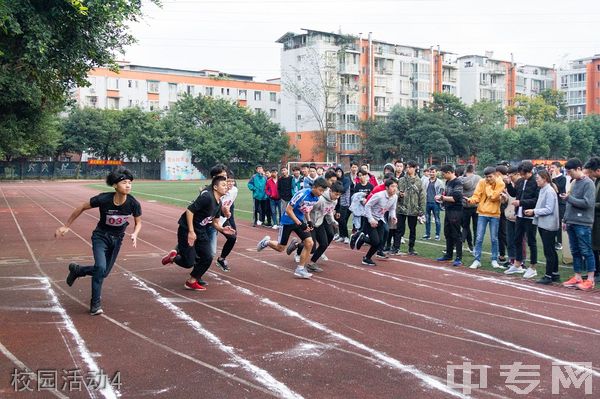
106, 214, 129, 226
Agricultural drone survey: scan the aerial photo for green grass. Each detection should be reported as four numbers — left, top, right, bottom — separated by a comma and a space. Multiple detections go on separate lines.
87, 180, 580, 282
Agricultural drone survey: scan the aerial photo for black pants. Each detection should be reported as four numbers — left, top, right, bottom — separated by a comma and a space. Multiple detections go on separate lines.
555, 205, 565, 245
394, 214, 417, 250
498, 212, 507, 257
338, 206, 350, 238
379, 212, 390, 252
462, 207, 478, 247
539, 227, 559, 277
515, 217, 537, 264
311, 222, 334, 263
594, 250, 600, 275
444, 209, 463, 260
365, 220, 385, 259
219, 218, 237, 260
253, 199, 270, 224
174, 225, 213, 279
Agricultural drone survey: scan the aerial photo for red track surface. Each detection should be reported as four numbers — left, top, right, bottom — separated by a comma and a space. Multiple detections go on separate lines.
1, 182, 599, 399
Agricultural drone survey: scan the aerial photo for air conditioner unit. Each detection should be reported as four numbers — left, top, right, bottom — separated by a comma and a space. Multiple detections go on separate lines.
89, 88, 96, 94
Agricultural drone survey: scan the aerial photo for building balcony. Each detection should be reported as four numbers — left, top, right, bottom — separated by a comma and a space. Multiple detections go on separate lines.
339, 64, 359, 75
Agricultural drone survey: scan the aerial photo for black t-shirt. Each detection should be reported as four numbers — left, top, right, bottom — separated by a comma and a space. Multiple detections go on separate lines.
178, 189, 222, 231
443, 178, 463, 212
353, 182, 374, 196
90, 192, 142, 235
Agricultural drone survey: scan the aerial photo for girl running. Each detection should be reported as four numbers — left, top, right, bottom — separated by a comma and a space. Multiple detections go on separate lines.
55, 167, 142, 315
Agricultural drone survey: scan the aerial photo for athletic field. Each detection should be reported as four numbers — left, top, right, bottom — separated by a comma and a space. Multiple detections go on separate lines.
1, 181, 598, 398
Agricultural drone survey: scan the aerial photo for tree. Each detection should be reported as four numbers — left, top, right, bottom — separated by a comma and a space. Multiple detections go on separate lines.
468, 100, 506, 157
118, 107, 163, 162
61, 107, 121, 161
506, 94, 558, 127
161, 95, 294, 174
583, 114, 600, 156
567, 120, 595, 160
0, 111, 61, 160
539, 89, 568, 121
540, 122, 571, 159
0, 0, 158, 158
514, 127, 550, 159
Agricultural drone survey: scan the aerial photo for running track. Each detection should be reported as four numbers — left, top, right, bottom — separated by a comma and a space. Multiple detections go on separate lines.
1, 182, 599, 399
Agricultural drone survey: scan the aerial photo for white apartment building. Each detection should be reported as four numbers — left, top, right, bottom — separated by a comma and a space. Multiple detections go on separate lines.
75, 63, 281, 123
558, 55, 600, 120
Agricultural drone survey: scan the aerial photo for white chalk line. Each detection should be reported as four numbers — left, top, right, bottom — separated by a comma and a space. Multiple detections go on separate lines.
1, 187, 113, 399
14, 188, 286, 397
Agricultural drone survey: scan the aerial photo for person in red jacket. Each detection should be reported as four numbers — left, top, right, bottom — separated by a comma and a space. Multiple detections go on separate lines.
265, 168, 281, 229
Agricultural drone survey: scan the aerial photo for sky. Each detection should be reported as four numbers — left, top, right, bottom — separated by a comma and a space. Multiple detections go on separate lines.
124, 0, 600, 82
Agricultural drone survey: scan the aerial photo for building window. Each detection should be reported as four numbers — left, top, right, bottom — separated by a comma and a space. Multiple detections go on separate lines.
255, 108, 261, 113
128, 99, 133, 107
147, 80, 159, 93
254, 91, 261, 101
296, 133, 301, 141
86, 96, 97, 108
187, 85, 194, 95
297, 75, 302, 81
128, 80, 133, 88
148, 100, 159, 111
205, 87, 214, 96
238, 89, 247, 100
297, 94, 302, 101
269, 109, 277, 118
270, 92, 277, 101
107, 78, 118, 90
106, 97, 119, 109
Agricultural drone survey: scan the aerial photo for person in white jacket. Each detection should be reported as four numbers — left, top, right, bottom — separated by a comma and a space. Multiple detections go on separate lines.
356, 179, 398, 266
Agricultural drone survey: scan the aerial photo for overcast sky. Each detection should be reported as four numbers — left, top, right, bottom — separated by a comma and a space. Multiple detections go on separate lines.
124, 0, 600, 81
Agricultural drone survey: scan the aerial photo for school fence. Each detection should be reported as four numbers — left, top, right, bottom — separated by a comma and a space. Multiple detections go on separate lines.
0, 161, 162, 180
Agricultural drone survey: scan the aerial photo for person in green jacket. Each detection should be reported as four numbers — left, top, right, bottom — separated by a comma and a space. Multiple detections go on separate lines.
248, 165, 269, 227
391, 160, 425, 256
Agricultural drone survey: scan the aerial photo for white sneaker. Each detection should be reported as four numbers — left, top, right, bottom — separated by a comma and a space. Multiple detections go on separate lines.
343, 237, 350, 244
256, 220, 262, 226
320, 254, 329, 261
256, 236, 270, 252
271, 224, 279, 230
401, 237, 406, 244
294, 254, 301, 263
469, 260, 481, 269
491, 260, 503, 269
523, 268, 537, 279
294, 266, 312, 279
333, 234, 340, 241
504, 265, 525, 275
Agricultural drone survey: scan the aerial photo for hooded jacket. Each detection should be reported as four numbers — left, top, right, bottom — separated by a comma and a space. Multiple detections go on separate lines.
396, 175, 425, 216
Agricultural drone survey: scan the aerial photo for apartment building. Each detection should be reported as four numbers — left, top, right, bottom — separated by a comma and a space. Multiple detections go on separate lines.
75, 63, 281, 123
558, 55, 600, 120
458, 53, 516, 108
277, 29, 457, 163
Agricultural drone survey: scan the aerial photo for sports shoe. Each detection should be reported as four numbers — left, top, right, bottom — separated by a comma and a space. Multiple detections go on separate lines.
576, 280, 595, 291
272, 224, 279, 230
286, 238, 299, 255
562, 276, 582, 288
294, 266, 312, 279
504, 265, 525, 275
161, 249, 177, 265
452, 258, 463, 267
468, 245, 474, 254
469, 260, 481, 269
320, 254, 329, 261
198, 279, 208, 286
355, 232, 366, 250
491, 260, 504, 269
555, 243, 563, 250
343, 237, 350, 244
498, 256, 507, 263
66, 263, 80, 287
375, 251, 389, 259
184, 280, 206, 291
401, 237, 406, 244
523, 268, 537, 279
263, 222, 272, 227
389, 249, 406, 256
422, 235, 430, 240
257, 236, 270, 252
434, 235, 440, 241
595, 274, 600, 284
294, 254, 301, 263
333, 234, 340, 241
383, 246, 391, 252
256, 220, 262, 226
306, 262, 323, 272
536, 276, 553, 285
349, 232, 359, 249
90, 300, 103, 316
216, 258, 230, 272
552, 273, 561, 283
361, 257, 376, 266
436, 256, 452, 262
407, 249, 418, 256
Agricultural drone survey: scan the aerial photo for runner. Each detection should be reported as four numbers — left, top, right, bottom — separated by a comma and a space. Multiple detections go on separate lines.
56, 167, 142, 315
256, 177, 329, 279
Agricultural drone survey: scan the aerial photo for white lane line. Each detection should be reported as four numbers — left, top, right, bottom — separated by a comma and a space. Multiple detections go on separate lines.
1, 188, 114, 399
0, 341, 69, 399
127, 274, 303, 399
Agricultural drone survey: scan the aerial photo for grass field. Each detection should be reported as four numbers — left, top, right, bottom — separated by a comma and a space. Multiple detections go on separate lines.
87, 180, 578, 280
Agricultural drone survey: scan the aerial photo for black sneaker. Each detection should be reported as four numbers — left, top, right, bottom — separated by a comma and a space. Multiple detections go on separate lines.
552, 273, 562, 283
216, 258, 230, 272
383, 246, 391, 252
349, 232, 359, 250
66, 263, 80, 287
407, 248, 418, 256
286, 238, 299, 255
356, 232, 366, 250
90, 300, 103, 316
305, 262, 323, 272
375, 251, 389, 259
536, 276, 553, 285
361, 257, 376, 266
198, 279, 208, 286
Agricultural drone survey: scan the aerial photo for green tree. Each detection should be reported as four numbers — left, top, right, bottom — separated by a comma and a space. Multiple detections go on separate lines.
583, 114, 600, 156
567, 120, 594, 160
514, 127, 550, 159
539, 89, 567, 121
0, 0, 158, 159
506, 94, 558, 127
118, 107, 163, 162
540, 122, 571, 159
